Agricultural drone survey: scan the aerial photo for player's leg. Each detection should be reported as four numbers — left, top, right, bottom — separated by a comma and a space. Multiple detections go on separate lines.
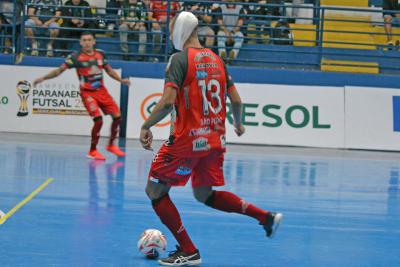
81, 90, 106, 160
192, 151, 283, 238
217, 30, 227, 59
97, 88, 125, 157
47, 22, 59, 57
24, 19, 39, 56
87, 116, 105, 160
147, 147, 201, 266
384, 14, 394, 43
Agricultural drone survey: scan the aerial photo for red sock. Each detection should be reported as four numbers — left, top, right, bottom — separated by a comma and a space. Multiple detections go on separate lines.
90, 117, 103, 151
206, 191, 269, 224
109, 117, 121, 146
152, 195, 197, 254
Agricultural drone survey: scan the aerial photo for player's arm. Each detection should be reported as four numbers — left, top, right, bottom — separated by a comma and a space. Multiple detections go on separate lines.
232, 8, 245, 34
104, 64, 131, 86
142, 87, 177, 131
140, 53, 185, 150
140, 86, 177, 150
33, 65, 67, 87
225, 64, 245, 136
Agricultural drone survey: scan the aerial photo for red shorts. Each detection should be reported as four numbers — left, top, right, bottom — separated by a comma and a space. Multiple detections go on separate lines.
148, 145, 225, 187
80, 87, 119, 118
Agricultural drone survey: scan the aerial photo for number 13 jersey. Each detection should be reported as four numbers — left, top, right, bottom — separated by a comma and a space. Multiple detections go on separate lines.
164, 47, 236, 157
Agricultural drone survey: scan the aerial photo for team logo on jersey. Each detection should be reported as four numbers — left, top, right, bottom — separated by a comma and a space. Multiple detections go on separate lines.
194, 51, 216, 62
192, 137, 210, 152
140, 93, 171, 127
175, 166, 192, 176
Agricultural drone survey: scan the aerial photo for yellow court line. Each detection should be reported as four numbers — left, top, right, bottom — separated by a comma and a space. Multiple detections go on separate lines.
0, 178, 54, 225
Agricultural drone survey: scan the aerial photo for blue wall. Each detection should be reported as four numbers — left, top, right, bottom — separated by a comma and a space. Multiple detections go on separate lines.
1, 54, 399, 137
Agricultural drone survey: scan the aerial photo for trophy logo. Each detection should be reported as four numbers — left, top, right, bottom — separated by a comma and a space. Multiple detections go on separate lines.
16, 80, 31, 117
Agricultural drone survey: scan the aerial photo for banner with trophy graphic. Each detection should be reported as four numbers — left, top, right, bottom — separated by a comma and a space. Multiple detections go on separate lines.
0, 65, 121, 136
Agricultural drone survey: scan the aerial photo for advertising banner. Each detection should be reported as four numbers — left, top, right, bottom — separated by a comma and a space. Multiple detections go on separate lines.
127, 78, 170, 140
127, 78, 345, 148
345, 86, 400, 150
0, 65, 121, 136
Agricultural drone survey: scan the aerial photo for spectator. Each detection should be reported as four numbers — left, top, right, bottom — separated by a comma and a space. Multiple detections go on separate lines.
383, 0, 400, 46
61, 0, 94, 54
25, 0, 62, 57
181, 1, 215, 48
105, 0, 120, 34
118, 0, 148, 60
267, 0, 282, 20
244, 0, 270, 44
216, 0, 245, 62
0, 0, 23, 54
148, 0, 180, 56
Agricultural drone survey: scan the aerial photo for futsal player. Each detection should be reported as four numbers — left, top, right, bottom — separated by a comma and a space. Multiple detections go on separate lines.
33, 32, 130, 160
140, 12, 283, 266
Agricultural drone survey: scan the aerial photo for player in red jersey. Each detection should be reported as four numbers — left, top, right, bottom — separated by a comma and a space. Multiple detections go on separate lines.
33, 32, 130, 160
140, 12, 283, 266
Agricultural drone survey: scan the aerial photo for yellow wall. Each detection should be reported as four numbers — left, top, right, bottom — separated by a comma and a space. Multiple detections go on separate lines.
321, 0, 368, 7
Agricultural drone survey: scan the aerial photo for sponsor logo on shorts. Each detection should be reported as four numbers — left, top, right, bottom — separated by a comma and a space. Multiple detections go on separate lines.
175, 166, 192, 176
192, 137, 210, 152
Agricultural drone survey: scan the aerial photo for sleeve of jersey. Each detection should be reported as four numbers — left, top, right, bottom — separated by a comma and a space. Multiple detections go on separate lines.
62, 54, 76, 69
102, 52, 110, 67
164, 54, 186, 91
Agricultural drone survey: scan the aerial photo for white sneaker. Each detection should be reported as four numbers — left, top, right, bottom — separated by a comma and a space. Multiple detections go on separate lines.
46, 43, 54, 57
31, 41, 39, 56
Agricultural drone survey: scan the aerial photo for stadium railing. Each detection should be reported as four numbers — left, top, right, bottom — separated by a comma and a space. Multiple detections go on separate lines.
2, 0, 400, 74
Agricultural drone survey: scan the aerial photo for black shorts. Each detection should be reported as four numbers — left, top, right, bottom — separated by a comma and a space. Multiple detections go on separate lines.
383, 0, 400, 17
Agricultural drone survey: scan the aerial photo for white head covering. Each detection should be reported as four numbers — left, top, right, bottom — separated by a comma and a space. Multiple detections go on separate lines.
172, 11, 198, 51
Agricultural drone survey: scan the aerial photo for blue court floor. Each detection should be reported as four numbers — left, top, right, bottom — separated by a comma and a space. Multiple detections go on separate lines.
0, 133, 399, 267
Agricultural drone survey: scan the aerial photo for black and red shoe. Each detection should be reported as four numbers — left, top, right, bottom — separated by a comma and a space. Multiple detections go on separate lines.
262, 212, 283, 238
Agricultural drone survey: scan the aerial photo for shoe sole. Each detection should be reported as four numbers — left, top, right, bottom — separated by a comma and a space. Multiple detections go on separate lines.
158, 258, 202, 266
270, 213, 283, 238
106, 147, 126, 157
106, 149, 126, 157
86, 155, 106, 160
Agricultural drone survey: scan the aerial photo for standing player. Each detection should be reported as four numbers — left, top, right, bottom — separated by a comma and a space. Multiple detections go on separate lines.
33, 32, 130, 160
140, 12, 283, 266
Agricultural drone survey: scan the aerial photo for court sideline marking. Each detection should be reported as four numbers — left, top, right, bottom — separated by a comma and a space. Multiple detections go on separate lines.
0, 178, 54, 225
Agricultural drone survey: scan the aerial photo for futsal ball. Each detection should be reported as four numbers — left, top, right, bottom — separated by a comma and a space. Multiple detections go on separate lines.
0, 210, 5, 219
137, 229, 167, 259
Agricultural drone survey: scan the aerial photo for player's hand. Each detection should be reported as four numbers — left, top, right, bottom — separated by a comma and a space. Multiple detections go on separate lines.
140, 128, 153, 151
234, 124, 245, 137
33, 77, 44, 87
121, 78, 131, 86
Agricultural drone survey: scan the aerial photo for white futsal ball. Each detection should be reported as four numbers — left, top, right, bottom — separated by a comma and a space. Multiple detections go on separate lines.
0, 210, 5, 219
137, 229, 167, 259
